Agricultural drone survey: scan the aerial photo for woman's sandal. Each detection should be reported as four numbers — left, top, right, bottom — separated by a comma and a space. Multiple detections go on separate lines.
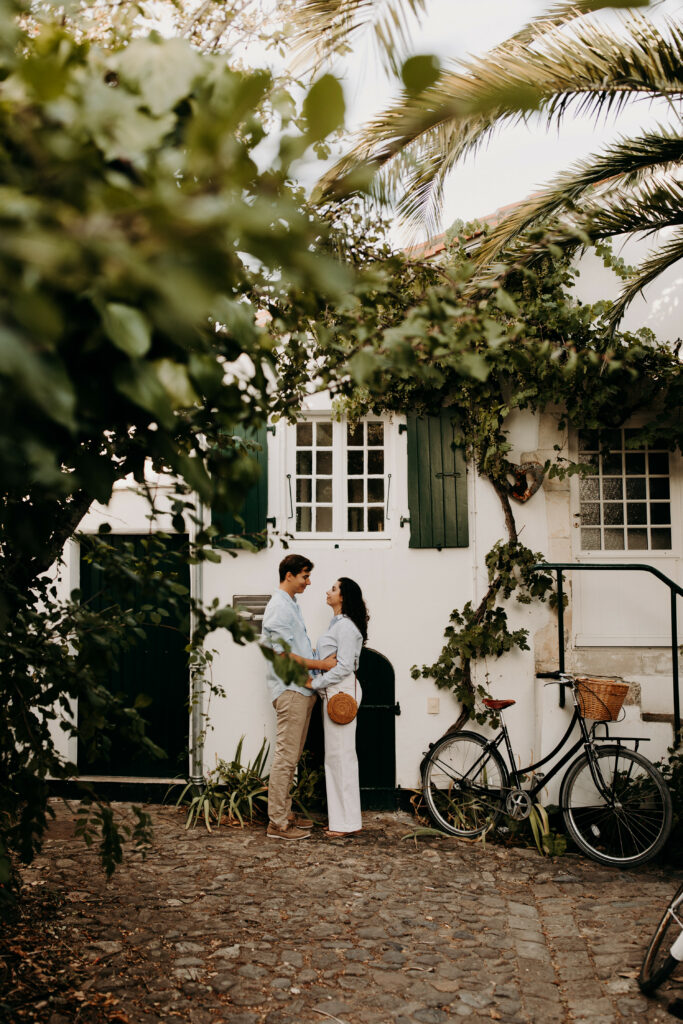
323, 830, 362, 838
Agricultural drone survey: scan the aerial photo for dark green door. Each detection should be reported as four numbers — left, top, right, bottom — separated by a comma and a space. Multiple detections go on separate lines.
78, 534, 190, 778
357, 647, 398, 810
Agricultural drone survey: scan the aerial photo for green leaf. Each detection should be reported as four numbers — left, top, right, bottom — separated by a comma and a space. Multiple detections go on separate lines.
303, 75, 345, 142
0, 326, 76, 430
114, 37, 204, 117
103, 304, 152, 357
401, 55, 441, 95
114, 360, 175, 428
495, 289, 519, 316
154, 359, 200, 409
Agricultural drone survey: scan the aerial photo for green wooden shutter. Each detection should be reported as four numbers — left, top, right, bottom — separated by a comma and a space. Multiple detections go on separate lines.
212, 424, 268, 548
406, 413, 468, 549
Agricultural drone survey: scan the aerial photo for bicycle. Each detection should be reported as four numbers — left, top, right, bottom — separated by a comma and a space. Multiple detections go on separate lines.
421, 671, 673, 867
640, 883, 683, 995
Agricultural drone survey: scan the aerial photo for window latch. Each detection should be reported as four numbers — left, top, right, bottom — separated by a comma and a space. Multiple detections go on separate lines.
286, 474, 294, 519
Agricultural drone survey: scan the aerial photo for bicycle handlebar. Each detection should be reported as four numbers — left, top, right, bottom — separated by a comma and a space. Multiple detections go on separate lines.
536, 670, 574, 683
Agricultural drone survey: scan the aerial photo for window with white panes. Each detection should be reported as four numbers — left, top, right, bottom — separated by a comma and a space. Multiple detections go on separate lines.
291, 418, 388, 536
578, 429, 672, 552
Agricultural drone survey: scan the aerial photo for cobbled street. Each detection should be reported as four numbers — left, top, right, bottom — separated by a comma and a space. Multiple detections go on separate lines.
22, 801, 683, 1024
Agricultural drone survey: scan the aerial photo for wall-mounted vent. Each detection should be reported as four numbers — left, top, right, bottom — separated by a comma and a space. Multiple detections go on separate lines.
232, 594, 270, 629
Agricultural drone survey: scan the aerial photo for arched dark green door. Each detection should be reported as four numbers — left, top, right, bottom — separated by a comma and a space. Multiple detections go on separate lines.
78, 534, 190, 778
357, 647, 399, 810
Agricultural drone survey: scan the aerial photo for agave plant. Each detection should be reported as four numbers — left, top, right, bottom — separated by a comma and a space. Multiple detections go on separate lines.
175, 737, 270, 832
291, 0, 683, 322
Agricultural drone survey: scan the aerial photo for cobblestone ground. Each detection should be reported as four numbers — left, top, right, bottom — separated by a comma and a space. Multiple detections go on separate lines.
24, 801, 683, 1024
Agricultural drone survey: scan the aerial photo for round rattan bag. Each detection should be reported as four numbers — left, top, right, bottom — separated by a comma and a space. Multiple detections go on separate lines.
327, 692, 358, 725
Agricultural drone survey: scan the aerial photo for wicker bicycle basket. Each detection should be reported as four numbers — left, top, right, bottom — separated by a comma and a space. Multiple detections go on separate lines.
575, 677, 630, 722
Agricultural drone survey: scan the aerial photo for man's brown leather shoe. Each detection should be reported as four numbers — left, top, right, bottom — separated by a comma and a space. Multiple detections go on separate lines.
288, 813, 314, 829
266, 823, 311, 841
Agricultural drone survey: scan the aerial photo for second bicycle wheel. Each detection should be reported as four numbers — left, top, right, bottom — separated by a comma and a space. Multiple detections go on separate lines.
422, 731, 508, 837
639, 883, 683, 994
560, 745, 672, 867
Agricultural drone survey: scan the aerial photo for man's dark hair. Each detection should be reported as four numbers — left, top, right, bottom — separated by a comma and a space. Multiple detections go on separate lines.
279, 554, 314, 582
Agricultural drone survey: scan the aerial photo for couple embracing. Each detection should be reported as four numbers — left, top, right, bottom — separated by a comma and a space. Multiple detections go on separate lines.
262, 554, 369, 841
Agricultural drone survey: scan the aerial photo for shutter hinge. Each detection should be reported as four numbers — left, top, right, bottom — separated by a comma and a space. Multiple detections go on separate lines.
398, 424, 408, 434
399, 516, 410, 528
266, 425, 276, 435
394, 702, 401, 716
266, 517, 276, 526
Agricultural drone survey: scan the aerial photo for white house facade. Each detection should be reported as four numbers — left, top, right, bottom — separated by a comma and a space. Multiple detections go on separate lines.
49, 237, 683, 805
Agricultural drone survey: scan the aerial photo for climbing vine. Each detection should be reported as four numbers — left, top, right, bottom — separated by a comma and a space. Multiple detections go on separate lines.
274, 205, 683, 732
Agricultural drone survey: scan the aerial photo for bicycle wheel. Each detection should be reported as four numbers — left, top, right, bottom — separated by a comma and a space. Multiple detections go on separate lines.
422, 731, 508, 837
560, 745, 672, 867
639, 883, 683, 995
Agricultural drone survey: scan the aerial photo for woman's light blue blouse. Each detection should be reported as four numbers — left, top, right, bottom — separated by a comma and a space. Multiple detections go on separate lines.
312, 614, 363, 691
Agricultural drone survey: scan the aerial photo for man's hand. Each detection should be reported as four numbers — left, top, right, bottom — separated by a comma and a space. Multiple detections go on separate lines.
319, 654, 337, 671
305, 677, 315, 689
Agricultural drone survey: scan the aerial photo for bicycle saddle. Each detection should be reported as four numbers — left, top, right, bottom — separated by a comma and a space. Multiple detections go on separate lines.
482, 698, 516, 710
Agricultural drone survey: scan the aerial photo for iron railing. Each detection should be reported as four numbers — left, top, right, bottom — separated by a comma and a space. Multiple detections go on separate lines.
533, 562, 683, 745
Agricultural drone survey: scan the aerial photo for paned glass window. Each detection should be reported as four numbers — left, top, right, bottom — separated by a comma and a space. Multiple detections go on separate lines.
578, 429, 671, 551
292, 418, 387, 536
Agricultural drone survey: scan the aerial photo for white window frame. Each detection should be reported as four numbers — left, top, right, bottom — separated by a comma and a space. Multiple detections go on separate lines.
284, 414, 394, 541
571, 425, 677, 558
570, 424, 682, 647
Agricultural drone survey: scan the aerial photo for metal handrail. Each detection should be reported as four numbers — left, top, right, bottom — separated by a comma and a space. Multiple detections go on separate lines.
533, 562, 682, 746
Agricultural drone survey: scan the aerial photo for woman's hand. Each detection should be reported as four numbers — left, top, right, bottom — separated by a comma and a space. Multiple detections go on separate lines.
319, 654, 337, 671
305, 677, 315, 689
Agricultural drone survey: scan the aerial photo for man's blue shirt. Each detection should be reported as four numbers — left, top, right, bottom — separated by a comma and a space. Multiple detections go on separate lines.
261, 590, 315, 703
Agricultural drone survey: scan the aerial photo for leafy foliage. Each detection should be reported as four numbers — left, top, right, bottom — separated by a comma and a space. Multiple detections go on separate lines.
176, 738, 270, 832
290, 750, 327, 815
411, 542, 557, 724
297, 0, 683, 319
657, 747, 683, 865
0, 0, 384, 915
286, 213, 681, 727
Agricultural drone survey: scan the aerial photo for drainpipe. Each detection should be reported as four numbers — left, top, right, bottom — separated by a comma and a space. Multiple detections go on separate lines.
189, 501, 205, 785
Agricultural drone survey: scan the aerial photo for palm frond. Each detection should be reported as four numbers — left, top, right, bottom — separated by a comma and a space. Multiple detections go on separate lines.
473, 129, 683, 265
321, 13, 683, 232
473, 172, 683, 322
511, 0, 659, 49
609, 227, 683, 322
579, 172, 683, 238
288, 0, 428, 76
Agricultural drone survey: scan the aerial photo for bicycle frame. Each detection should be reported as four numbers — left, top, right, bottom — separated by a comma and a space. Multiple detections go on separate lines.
496, 706, 586, 798
467, 702, 639, 804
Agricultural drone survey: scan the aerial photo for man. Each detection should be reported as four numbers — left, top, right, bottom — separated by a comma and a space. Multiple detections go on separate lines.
262, 554, 334, 840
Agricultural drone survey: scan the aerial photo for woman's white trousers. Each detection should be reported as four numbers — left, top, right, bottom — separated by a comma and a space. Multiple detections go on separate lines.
322, 675, 363, 833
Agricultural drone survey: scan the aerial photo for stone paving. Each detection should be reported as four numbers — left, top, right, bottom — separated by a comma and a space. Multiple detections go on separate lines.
25, 801, 683, 1024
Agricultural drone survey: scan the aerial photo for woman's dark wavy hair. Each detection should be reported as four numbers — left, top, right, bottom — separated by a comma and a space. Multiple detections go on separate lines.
338, 577, 369, 644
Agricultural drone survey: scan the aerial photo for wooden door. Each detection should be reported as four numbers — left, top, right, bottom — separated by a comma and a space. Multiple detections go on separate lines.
357, 647, 398, 809
78, 534, 190, 778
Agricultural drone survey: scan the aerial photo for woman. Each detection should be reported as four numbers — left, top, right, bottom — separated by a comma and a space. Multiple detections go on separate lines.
307, 578, 369, 838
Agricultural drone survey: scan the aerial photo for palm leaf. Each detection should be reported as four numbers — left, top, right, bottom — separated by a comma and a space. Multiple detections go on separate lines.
474, 171, 683, 323
474, 129, 683, 265
321, 13, 683, 234
288, 0, 428, 75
